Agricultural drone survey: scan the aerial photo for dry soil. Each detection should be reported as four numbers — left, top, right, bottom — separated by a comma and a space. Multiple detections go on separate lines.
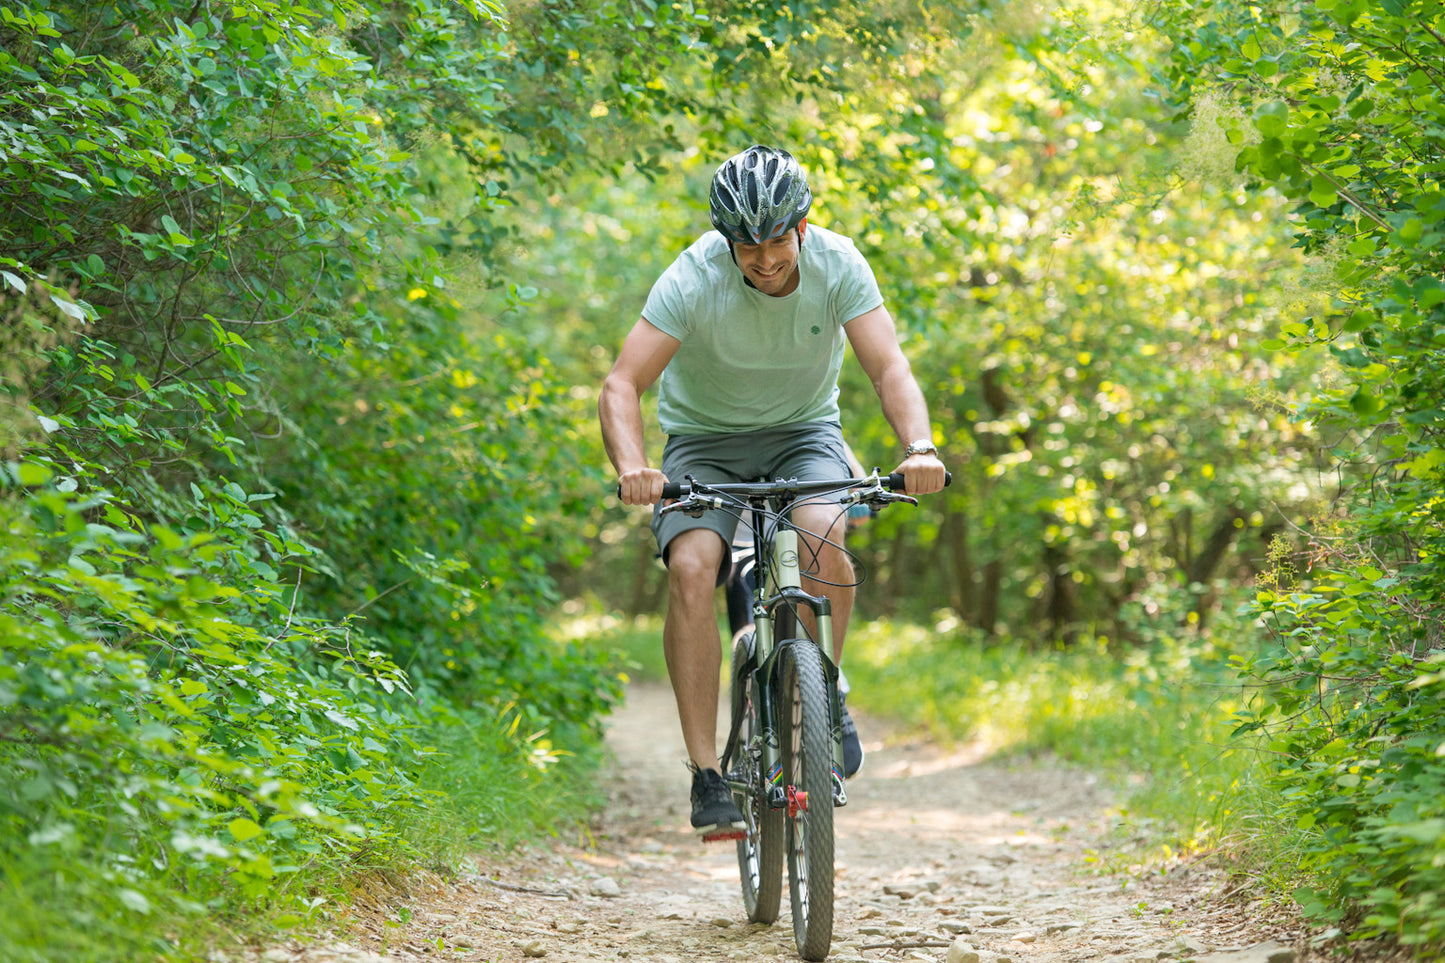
240, 681, 1322, 963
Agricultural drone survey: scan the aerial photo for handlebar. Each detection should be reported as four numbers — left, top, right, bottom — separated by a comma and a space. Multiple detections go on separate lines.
652, 471, 951, 502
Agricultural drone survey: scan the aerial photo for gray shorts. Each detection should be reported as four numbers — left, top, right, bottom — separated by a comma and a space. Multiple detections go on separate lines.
650, 421, 852, 584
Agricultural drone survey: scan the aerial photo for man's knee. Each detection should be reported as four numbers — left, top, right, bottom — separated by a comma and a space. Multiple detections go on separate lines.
794, 509, 845, 554
666, 529, 726, 592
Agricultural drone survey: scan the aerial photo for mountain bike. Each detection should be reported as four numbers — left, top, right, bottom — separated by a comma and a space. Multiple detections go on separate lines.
657, 470, 942, 961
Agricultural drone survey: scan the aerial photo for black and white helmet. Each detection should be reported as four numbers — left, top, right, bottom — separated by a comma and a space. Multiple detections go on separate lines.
708, 145, 812, 244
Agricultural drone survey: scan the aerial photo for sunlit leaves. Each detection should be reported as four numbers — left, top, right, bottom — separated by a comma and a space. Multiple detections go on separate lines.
1161, 0, 1445, 945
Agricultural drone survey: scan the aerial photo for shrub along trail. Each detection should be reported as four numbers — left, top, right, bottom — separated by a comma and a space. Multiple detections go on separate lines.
244, 683, 1313, 963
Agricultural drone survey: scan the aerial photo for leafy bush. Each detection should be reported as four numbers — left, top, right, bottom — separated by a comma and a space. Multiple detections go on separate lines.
1, 3, 627, 959
0, 456, 424, 957
1160, 0, 1445, 947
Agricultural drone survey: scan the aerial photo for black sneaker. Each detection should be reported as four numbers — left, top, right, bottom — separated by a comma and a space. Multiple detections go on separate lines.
840, 692, 864, 778
689, 765, 745, 836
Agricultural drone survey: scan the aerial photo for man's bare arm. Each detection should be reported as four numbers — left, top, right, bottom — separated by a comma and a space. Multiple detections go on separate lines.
845, 305, 947, 494
599, 318, 681, 505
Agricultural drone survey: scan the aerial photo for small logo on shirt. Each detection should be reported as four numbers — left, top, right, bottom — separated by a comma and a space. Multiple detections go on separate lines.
811, 325, 821, 335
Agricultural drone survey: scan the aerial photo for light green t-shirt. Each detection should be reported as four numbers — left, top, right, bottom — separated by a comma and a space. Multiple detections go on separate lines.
642, 225, 884, 436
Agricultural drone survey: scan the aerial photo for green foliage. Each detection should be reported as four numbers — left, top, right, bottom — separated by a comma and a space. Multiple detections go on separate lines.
843, 610, 1234, 762
409, 700, 608, 855
3, 0, 1435, 956
496, 1, 1327, 645
1158, 0, 1445, 948
257, 291, 617, 719
835, 600, 1266, 861
1, 1, 628, 959
0, 456, 428, 959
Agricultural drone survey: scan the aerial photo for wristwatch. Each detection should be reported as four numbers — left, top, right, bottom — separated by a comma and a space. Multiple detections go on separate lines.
904, 439, 938, 457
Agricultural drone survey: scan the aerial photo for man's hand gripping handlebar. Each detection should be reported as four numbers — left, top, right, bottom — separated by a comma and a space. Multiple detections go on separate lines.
625, 470, 952, 520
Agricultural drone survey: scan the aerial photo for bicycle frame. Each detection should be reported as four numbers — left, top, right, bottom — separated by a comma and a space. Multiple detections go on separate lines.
724, 494, 844, 801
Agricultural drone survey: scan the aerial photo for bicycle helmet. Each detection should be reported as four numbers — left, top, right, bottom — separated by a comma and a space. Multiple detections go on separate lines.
708, 145, 812, 244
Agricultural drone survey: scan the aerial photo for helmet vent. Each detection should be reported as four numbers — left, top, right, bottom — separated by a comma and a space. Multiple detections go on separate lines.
708, 145, 812, 244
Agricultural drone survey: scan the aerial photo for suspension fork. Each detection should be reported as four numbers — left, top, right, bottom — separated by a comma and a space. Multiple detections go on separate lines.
755, 528, 838, 802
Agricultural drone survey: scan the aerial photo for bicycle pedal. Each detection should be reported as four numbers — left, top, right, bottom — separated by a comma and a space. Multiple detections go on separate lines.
701, 829, 748, 843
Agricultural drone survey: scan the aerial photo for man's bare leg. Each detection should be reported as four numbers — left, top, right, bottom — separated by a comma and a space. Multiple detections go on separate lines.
662, 528, 728, 771
792, 502, 853, 665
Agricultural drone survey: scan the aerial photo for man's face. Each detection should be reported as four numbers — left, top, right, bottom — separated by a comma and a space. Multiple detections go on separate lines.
732, 224, 804, 296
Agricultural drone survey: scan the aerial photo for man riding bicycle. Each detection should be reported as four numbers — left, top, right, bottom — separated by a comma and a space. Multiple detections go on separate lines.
599, 145, 947, 838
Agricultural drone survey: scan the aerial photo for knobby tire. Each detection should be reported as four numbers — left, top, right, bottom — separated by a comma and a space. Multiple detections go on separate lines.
779, 641, 835, 961
732, 635, 784, 923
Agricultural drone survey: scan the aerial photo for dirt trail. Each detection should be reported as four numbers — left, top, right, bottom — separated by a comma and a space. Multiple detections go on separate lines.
249, 682, 1308, 963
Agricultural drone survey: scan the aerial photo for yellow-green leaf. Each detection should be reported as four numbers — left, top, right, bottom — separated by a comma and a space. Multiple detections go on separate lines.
229, 817, 264, 842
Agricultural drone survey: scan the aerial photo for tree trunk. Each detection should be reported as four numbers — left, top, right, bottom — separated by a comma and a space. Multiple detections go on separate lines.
628, 529, 661, 616
944, 510, 976, 619
1043, 538, 1078, 643
1188, 508, 1244, 585
1187, 508, 1244, 629
979, 558, 1001, 636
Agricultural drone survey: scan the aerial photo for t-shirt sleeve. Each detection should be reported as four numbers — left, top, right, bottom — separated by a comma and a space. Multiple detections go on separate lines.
641, 256, 693, 341
836, 243, 885, 324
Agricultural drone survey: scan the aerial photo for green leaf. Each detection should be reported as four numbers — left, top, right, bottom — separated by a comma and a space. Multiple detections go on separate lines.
1342, 310, 1374, 332
1350, 388, 1383, 415
117, 889, 152, 914
16, 461, 54, 485
48, 293, 87, 321
1253, 101, 1289, 138
1309, 176, 1337, 208
229, 817, 264, 842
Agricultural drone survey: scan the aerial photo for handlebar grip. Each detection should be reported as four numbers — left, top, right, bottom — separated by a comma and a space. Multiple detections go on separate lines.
885, 471, 952, 491
615, 482, 691, 500
615, 482, 690, 500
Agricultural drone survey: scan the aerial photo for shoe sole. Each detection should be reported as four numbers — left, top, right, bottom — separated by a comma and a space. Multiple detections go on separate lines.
701, 827, 748, 843
695, 818, 747, 841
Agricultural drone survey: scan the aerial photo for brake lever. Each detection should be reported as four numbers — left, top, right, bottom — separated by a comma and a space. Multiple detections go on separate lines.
858, 487, 917, 509
659, 494, 726, 518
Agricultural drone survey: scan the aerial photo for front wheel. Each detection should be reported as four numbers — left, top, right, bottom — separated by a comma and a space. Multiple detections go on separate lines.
733, 635, 783, 923
778, 641, 835, 961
